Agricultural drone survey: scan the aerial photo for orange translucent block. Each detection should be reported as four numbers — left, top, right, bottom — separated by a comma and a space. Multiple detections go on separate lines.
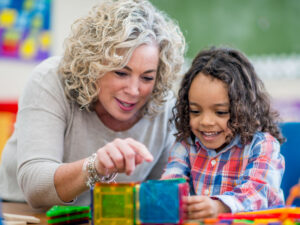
286, 181, 300, 206
93, 182, 136, 225
0, 112, 16, 160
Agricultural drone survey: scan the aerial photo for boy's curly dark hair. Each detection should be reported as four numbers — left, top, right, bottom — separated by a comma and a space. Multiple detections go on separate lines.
173, 47, 285, 145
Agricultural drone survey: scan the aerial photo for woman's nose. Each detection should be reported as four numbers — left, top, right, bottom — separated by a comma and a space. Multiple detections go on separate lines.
125, 78, 139, 96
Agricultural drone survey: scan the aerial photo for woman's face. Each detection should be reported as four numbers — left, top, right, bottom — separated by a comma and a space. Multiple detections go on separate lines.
96, 44, 159, 127
188, 73, 232, 151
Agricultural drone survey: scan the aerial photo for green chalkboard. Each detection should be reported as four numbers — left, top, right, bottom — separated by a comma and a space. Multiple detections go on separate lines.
150, 0, 300, 58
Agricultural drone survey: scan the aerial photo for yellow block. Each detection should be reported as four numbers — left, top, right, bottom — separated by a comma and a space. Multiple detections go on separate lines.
0, 9, 17, 28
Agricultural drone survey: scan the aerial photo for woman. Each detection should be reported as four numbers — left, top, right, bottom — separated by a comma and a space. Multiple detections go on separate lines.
0, 0, 185, 209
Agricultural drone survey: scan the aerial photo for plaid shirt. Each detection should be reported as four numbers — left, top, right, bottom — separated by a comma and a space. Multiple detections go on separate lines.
162, 132, 285, 213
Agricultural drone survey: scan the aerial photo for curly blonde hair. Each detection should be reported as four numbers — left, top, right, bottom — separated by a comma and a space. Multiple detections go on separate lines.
58, 0, 185, 113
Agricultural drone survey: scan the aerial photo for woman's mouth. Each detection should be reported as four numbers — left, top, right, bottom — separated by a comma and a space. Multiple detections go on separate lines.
116, 98, 136, 111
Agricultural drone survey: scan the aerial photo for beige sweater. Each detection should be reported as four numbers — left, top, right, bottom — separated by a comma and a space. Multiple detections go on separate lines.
0, 56, 176, 209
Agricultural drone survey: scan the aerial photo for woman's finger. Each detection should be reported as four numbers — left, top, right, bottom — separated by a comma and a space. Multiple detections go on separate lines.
105, 142, 125, 171
135, 153, 144, 165
126, 138, 153, 162
96, 148, 116, 175
114, 139, 136, 175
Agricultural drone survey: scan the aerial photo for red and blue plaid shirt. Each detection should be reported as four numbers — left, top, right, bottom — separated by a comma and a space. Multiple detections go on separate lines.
162, 132, 285, 213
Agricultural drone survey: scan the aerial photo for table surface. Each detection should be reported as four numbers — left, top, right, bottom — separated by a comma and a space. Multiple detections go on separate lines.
2, 202, 48, 225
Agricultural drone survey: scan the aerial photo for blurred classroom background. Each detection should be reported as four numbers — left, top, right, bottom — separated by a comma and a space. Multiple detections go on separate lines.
152, 0, 300, 123
0, 0, 300, 150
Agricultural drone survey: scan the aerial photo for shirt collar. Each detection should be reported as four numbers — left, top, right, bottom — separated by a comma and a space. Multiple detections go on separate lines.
195, 135, 243, 155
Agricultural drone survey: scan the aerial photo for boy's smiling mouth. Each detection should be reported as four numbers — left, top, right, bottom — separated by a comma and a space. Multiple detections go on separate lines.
201, 131, 222, 137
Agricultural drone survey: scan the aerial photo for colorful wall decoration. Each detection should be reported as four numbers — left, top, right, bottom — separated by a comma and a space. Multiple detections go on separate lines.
0, 0, 51, 61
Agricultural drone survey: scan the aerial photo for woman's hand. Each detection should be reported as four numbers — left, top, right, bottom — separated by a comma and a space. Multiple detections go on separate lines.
95, 138, 153, 176
183, 196, 230, 219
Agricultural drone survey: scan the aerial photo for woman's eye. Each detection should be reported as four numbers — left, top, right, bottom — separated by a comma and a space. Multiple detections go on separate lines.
142, 76, 154, 81
115, 71, 127, 77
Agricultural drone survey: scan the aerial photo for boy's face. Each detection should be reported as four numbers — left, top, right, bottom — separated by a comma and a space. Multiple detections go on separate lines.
188, 73, 232, 151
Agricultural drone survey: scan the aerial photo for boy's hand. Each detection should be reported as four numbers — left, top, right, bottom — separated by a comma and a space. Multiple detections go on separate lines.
183, 196, 230, 219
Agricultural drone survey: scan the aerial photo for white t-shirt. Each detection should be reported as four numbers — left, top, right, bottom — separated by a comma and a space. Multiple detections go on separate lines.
0, 56, 176, 209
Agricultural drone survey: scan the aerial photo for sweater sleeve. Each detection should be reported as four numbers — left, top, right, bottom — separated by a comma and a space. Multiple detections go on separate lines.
16, 57, 71, 208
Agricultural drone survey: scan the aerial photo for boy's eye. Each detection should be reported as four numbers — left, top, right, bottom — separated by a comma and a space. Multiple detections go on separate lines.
216, 111, 229, 116
190, 109, 200, 114
115, 71, 127, 77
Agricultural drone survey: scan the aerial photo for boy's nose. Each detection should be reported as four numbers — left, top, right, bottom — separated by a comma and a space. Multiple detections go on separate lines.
200, 113, 215, 126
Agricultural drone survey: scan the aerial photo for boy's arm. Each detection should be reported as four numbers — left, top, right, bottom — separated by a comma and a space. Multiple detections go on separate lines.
212, 135, 284, 213
161, 141, 191, 180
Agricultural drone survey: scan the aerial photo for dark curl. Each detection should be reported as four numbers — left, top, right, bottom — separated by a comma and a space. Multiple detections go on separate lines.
173, 47, 285, 145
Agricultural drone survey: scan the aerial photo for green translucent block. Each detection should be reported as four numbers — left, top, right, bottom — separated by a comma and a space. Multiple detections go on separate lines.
102, 194, 125, 217
93, 183, 136, 225
46, 205, 90, 224
46, 205, 90, 217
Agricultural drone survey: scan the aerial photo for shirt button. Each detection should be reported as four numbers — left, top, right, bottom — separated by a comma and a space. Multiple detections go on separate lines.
211, 160, 216, 166
204, 189, 209, 195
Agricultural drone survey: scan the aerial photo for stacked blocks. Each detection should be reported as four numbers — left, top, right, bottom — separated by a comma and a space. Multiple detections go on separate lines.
46, 205, 90, 225
92, 179, 189, 225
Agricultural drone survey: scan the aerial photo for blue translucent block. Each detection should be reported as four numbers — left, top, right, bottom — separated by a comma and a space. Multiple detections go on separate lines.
139, 180, 182, 224
0, 198, 3, 225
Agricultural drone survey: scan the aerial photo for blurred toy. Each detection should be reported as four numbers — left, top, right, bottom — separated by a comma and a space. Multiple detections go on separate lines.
2, 213, 40, 224
217, 207, 300, 225
286, 179, 300, 206
46, 205, 90, 225
0, 199, 2, 225
0, 199, 39, 225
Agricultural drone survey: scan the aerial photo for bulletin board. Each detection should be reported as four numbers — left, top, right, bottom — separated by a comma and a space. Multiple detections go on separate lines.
0, 0, 51, 61
151, 0, 300, 59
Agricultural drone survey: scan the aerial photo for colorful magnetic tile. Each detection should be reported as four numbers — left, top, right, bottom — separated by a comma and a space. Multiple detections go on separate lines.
179, 181, 190, 222
48, 215, 89, 225
0, 199, 2, 225
93, 182, 135, 225
46, 205, 90, 217
46, 205, 90, 225
134, 184, 141, 225
0, 111, 16, 159
139, 179, 185, 224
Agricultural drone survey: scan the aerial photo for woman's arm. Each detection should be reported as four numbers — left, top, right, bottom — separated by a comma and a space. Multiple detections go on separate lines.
16, 61, 73, 208
54, 138, 153, 203
54, 159, 88, 203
